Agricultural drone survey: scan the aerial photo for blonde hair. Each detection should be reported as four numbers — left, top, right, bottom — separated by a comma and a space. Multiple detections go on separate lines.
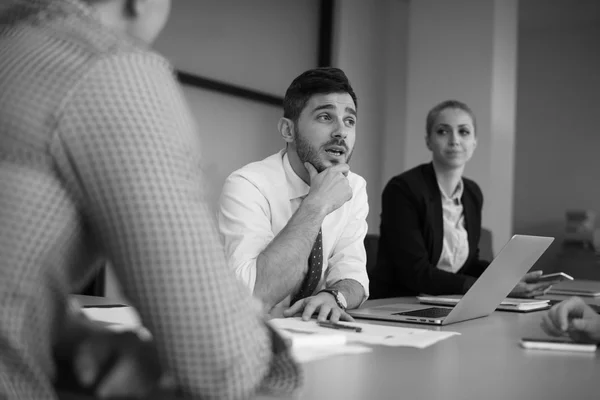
426, 100, 476, 136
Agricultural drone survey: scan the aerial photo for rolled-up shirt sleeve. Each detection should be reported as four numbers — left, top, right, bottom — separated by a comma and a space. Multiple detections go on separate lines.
217, 173, 275, 291
325, 176, 370, 302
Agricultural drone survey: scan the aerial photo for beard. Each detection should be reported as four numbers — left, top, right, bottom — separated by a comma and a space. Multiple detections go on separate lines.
294, 126, 353, 173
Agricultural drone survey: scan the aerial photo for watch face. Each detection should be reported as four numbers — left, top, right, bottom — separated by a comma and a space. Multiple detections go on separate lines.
336, 292, 348, 309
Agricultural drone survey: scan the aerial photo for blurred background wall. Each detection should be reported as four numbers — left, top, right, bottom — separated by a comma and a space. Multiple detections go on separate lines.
104, 0, 600, 297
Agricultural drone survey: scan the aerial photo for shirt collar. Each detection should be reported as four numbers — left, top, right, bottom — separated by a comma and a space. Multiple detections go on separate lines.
18, 0, 94, 17
282, 151, 310, 200
439, 178, 464, 201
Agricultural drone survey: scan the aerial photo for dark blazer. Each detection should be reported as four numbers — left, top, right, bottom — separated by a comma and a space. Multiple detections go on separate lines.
369, 163, 490, 299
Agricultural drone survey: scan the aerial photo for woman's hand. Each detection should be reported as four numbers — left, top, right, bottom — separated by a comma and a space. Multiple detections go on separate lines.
509, 270, 554, 298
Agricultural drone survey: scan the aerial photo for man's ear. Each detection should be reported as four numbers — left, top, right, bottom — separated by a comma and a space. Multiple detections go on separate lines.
278, 118, 295, 144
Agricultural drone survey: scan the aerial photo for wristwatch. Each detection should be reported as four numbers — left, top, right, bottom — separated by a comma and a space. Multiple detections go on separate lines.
319, 289, 348, 310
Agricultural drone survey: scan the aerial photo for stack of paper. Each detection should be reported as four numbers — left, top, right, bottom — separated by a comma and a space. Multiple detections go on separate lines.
499, 298, 550, 311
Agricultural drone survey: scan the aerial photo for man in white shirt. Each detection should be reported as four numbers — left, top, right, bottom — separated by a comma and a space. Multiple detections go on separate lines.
218, 67, 369, 322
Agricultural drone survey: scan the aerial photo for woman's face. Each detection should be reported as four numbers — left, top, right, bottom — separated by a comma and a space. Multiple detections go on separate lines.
426, 108, 477, 169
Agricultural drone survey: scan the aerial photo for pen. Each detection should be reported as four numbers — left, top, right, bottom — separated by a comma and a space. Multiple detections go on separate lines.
317, 320, 362, 333
82, 304, 128, 308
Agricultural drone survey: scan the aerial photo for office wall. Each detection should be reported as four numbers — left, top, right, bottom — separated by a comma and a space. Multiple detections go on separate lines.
104, 0, 600, 296
333, 0, 409, 233
378, 0, 410, 193
154, 0, 319, 95
514, 0, 600, 267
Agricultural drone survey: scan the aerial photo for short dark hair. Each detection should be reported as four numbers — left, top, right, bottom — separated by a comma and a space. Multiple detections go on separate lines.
283, 67, 357, 123
425, 99, 476, 136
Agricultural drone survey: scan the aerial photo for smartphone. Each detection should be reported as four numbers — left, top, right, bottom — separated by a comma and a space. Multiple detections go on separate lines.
536, 272, 574, 283
520, 338, 597, 352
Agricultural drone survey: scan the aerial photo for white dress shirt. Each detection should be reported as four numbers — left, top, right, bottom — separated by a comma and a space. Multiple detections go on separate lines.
218, 149, 369, 309
436, 179, 470, 273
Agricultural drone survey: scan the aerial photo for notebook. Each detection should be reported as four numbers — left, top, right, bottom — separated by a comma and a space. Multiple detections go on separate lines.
417, 295, 550, 312
348, 235, 554, 325
546, 279, 600, 297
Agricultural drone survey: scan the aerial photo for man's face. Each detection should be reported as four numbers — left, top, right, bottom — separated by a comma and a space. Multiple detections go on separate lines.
292, 92, 357, 172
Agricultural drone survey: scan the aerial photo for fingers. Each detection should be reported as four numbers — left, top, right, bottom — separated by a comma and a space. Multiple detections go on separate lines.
329, 308, 341, 323
317, 304, 333, 322
571, 318, 589, 332
306, 162, 350, 178
528, 286, 551, 298
541, 313, 565, 337
95, 356, 142, 399
74, 335, 114, 388
542, 286, 553, 296
283, 299, 306, 317
284, 296, 349, 323
339, 310, 355, 322
522, 270, 543, 283
542, 298, 600, 343
301, 299, 320, 321
70, 331, 162, 399
95, 336, 161, 399
519, 282, 554, 297
304, 162, 318, 181
555, 297, 586, 331
530, 281, 553, 292
546, 301, 561, 328
327, 163, 350, 175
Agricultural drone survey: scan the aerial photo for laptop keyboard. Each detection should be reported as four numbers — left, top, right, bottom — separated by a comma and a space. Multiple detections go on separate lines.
393, 307, 452, 318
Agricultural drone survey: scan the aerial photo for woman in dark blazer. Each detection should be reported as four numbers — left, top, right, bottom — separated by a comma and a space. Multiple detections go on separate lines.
370, 100, 552, 299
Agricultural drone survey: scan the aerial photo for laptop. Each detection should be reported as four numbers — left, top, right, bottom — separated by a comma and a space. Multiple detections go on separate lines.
546, 280, 600, 297
349, 234, 554, 325
416, 295, 551, 313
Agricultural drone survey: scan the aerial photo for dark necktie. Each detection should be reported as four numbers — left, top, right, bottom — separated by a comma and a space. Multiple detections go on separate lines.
291, 228, 323, 304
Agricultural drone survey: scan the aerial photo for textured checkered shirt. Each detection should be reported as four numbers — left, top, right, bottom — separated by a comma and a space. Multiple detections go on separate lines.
0, 0, 300, 399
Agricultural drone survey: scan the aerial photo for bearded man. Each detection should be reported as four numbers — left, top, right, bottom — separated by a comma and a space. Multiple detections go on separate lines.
217, 67, 369, 323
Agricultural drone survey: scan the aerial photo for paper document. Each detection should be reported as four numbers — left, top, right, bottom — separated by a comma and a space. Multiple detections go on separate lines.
82, 306, 142, 328
277, 328, 347, 347
268, 320, 372, 363
270, 317, 459, 349
81, 306, 152, 340
288, 343, 372, 363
